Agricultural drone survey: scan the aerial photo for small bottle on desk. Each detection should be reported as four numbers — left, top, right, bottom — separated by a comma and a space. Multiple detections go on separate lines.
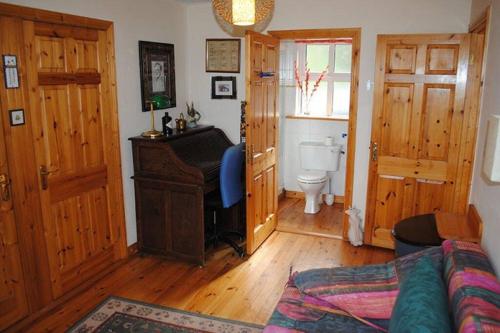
162, 112, 173, 136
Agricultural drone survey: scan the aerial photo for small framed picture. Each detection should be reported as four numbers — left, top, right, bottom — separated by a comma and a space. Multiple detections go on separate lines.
211, 76, 237, 99
3, 54, 19, 89
9, 109, 25, 126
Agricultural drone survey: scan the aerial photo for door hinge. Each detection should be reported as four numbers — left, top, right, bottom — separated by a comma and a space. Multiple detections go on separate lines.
371, 142, 378, 162
0, 174, 11, 201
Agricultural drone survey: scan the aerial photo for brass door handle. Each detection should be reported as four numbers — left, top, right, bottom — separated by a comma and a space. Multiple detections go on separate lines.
0, 174, 11, 201
39, 165, 50, 190
371, 142, 378, 162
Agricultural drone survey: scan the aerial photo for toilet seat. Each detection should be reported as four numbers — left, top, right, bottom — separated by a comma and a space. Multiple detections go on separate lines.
297, 171, 328, 184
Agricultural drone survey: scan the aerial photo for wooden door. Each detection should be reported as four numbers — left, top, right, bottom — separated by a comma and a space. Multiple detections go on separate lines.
245, 31, 279, 254
23, 21, 127, 298
365, 34, 483, 248
0, 91, 29, 331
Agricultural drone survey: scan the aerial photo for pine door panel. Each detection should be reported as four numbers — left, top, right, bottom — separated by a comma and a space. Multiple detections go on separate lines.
426, 45, 459, 74
419, 85, 455, 160
25, 21, 125, 298
380, 84, 414, 157
35, 36, 66, 73
386, 44, 417, 74
0, 125, 29, 330
414, 180, 445, 215
366, 34, 482, 249
245, 32, 279, 254
75, 40, 99, 73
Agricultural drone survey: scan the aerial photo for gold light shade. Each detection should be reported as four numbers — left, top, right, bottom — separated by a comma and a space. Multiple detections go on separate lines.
232, 0, 255, 26
212, 0, 274, 37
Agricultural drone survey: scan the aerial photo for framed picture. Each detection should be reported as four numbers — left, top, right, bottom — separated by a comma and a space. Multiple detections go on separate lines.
211, 76, 237, 99
3, 54, 19, 89
206, 39, 240, 73
9, 109, 24, 126
139, 41, 176, 112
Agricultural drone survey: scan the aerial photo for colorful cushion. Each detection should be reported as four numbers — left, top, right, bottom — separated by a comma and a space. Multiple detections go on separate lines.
389, 256, 451, 332
443, 240, 500, 332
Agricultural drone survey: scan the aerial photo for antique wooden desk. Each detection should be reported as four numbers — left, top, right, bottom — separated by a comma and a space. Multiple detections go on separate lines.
130, 126, 233, 265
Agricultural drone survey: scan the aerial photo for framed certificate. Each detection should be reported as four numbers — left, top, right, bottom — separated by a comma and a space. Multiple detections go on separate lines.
206, 39, 241, 73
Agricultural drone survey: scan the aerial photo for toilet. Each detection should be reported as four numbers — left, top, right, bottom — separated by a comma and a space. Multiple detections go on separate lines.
297, 141, 341, 214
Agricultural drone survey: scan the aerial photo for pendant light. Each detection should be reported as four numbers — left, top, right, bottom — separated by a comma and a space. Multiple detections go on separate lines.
212, 0, 274, 37
232, 0, 255, 26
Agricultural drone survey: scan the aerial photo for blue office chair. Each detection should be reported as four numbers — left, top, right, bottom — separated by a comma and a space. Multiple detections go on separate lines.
205, 143, 245, 257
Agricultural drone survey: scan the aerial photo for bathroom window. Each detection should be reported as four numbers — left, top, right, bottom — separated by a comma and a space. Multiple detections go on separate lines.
281, 39, 352, 119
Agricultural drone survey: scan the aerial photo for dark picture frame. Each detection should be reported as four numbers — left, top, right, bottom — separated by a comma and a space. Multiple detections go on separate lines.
9, 109, 25, 126
206, 39, 241, 73
211, 76, 237, 99
139, 41, 176, 112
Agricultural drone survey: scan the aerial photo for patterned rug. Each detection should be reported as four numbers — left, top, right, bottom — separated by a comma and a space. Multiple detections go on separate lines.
69, 296, 264, 333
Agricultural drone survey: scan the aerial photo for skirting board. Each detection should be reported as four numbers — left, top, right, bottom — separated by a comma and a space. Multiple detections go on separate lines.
278, 188, 286, 201
284, 190, 344, 204
468, 204, 483, 242
128, 243, 138, 256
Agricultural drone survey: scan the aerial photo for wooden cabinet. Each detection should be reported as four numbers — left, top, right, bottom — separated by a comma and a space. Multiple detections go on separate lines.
0, 3, 126, 330
134, 178, 205, 263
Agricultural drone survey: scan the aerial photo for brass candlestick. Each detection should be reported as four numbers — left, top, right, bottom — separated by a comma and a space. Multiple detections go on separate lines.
141, 102, 163, 138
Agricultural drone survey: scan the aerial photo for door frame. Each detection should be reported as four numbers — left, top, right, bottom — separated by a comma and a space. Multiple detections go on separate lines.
0, 2, 127, 330
268, 28, 361, 239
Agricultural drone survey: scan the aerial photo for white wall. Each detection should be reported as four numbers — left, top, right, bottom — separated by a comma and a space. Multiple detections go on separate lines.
186, 0, 471, 222
185, 3, 244, 143
4, 0, 189, 245
469, 0, 500, 274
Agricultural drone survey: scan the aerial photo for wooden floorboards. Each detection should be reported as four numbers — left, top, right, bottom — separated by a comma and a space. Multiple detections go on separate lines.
277, 197, 344, 237
25, 231, 394, 332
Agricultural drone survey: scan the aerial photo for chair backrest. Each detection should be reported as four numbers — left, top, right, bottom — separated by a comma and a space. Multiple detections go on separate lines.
220, 143, 244, 208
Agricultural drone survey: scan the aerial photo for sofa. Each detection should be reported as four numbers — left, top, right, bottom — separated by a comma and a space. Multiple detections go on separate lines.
264, 240, 500, 332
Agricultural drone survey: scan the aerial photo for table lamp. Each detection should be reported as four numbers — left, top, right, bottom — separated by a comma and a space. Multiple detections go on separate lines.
142, 95, 170, 138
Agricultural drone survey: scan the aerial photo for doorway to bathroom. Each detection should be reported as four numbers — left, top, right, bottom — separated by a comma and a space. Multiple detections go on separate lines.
269, 29, 361, 239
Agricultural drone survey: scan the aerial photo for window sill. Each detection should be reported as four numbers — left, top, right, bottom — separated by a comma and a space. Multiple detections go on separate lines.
285, 115, 349, 122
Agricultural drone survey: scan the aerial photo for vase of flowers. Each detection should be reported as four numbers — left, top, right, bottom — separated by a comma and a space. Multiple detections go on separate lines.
294, 62, 328, 115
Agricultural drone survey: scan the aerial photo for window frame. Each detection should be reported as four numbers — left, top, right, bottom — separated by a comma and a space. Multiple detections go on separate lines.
295, 42, 352, 119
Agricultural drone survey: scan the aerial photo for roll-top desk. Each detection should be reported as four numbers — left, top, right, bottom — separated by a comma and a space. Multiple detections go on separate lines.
130, 126, 233, 265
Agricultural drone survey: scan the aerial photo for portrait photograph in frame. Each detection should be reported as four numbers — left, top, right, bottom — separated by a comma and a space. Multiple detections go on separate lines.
206, 39, 241, 73
139, 41, 176, 111
211, 76, 237, 99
